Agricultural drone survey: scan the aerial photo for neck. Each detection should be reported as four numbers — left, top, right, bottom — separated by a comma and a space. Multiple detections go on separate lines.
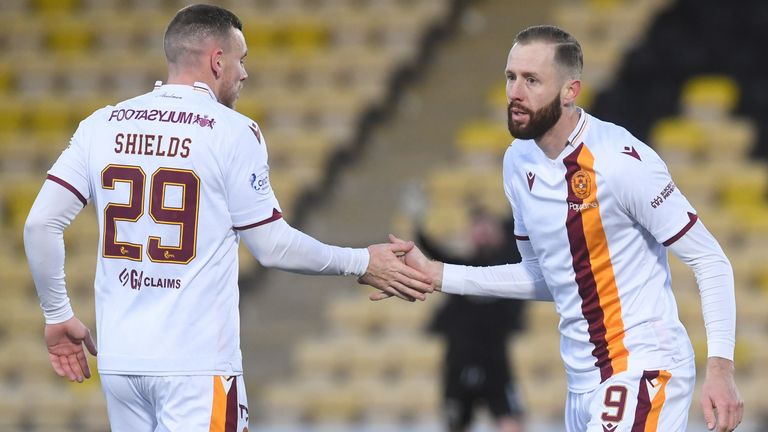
166, 67, 216, 95
534, 106, 581, 159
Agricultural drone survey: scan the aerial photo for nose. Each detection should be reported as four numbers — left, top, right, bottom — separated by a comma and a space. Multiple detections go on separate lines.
506, 79, 523, 103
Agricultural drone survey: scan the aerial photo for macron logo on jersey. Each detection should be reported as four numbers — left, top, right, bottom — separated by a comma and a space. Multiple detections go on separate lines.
526, 171, 536, 191
620, 145, 641, 161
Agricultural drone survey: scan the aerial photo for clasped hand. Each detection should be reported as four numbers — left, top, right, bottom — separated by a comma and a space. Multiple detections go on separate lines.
358, 234, 439, 301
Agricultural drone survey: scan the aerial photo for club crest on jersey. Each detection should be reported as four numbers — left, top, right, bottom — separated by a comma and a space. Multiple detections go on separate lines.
571, 169, 591, 200
193, 114, 216, 129
249, 169, 271, 195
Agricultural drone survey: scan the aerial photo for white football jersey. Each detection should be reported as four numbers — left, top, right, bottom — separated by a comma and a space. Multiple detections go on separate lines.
48, 82, 281, 375
503, 110, 697, 392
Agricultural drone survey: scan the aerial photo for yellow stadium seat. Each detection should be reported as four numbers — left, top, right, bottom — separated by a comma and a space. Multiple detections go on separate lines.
326, 295, 385, 334
3, 176, 43, 231
240, 19, 280, 54
32, 0, 81, 15
682, 75, 740, 120
717, 162, 767, 208
360, 376, 439, 421
0, 63, 12, 95
378, 296, 436, 335
456, 120, 511, 157
0, 99, 25, 133
260, 381, 307, 422
265, 129, 337, 170
45, 18, 94, 56
650, 117, 707, 163
305, 382, 363, 422
285, 19, 330, 54
699, 117, 756, 162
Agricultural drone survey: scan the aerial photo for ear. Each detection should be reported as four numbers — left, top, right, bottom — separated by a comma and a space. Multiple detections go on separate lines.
210, 48, 225, 79
562, 79, 581, 106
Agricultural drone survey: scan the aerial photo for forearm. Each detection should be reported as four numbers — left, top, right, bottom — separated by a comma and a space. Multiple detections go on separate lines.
240, 218, 369, 276
24, 181, 82, 324
440, 240, 552, 300
669, 221, 735, 360
441, 262, 551, 300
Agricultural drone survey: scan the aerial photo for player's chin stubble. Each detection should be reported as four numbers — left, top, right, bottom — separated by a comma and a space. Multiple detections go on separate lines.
507, 93, 562, 140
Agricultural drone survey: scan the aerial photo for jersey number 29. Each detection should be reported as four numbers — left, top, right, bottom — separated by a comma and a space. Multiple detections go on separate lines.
101, 164, 199, 264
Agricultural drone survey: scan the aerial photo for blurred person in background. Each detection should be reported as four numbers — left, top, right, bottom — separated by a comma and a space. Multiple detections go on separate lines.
23, 4, 432, 431
418, 205, 527, 432
379, 24, 743, 432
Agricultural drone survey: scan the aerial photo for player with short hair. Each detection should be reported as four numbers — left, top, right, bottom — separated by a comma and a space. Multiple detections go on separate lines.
382, 25, 743, 432
23, 4, 432, 431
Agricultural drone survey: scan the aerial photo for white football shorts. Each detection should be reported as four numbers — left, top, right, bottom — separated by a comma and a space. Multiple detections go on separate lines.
565, 359, 695, 432
101, 374, 249, 432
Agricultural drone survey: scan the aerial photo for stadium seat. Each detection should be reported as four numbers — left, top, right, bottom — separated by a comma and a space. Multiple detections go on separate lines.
32, 0, 81, 15
360, 376, 439, 422
681, 75, 740, 120
45, 17, 95, 57
650, 117, 707, 163
455, 119, 511, 159
326, 294, 386, 335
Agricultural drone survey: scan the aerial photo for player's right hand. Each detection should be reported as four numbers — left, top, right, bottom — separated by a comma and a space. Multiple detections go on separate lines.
44, 317, 98, 383
359, 240, 433, 301
368, 234, 444, 301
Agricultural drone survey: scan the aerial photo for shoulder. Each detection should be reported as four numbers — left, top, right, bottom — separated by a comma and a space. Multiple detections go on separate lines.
210, 104, 266, 146
583, 114, 664, 170
582, 115, 673, 203
503, 138, 538, 165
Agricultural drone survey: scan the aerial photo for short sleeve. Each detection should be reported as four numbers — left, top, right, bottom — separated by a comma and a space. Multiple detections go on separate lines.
47, 120, 91, 205
615, 142, 697, 245
224, 121, 282, 229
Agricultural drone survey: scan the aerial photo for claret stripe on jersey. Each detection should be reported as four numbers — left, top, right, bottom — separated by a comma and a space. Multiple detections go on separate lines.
563, 143, 628, 382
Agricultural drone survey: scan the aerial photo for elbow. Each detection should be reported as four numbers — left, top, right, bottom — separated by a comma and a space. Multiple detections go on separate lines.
23, 214, 46, 243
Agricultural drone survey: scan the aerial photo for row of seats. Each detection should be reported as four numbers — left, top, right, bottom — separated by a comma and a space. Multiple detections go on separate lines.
0, 3, 446, 57
0, 0, 453, 428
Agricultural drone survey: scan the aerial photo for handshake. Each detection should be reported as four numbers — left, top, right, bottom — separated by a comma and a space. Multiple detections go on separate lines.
358, 234, 443, 302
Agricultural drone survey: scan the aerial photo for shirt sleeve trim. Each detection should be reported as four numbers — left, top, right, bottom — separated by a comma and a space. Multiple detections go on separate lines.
46, 174, 87, 207
662, 212, 698, 246
514, 234, 530, 241
233, 208, 283, 230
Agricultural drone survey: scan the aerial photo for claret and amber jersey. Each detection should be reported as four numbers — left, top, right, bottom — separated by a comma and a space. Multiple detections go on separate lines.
503, 110, 698, 392
47, 82, 281, 376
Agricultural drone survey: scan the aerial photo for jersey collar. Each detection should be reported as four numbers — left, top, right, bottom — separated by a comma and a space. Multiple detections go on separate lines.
565, 107, 588, 148
152, 81, 218, 101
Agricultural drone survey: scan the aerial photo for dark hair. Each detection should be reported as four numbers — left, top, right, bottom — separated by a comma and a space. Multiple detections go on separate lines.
513, 25, 583, 79
164, 4, 243, 64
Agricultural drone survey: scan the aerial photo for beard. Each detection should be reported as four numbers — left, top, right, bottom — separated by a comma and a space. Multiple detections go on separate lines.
507, 93, 562, 140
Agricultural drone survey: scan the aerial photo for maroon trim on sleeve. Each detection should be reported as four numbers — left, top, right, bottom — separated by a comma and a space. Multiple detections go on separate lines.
662, 212, 698, 246
514, 235, 530, 241
233, 208, 283, 230
46, 174, 87, 207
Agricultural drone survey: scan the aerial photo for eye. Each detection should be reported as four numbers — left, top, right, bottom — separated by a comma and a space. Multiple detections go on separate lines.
526, 77, 537, 85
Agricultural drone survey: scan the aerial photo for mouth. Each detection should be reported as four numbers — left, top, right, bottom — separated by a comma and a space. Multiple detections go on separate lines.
510, 107, 529, 122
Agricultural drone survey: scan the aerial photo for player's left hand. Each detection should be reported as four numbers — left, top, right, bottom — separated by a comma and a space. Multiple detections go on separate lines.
700, 356, 743, 431
44, 316, 98, 383
358, 240, 433, 301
